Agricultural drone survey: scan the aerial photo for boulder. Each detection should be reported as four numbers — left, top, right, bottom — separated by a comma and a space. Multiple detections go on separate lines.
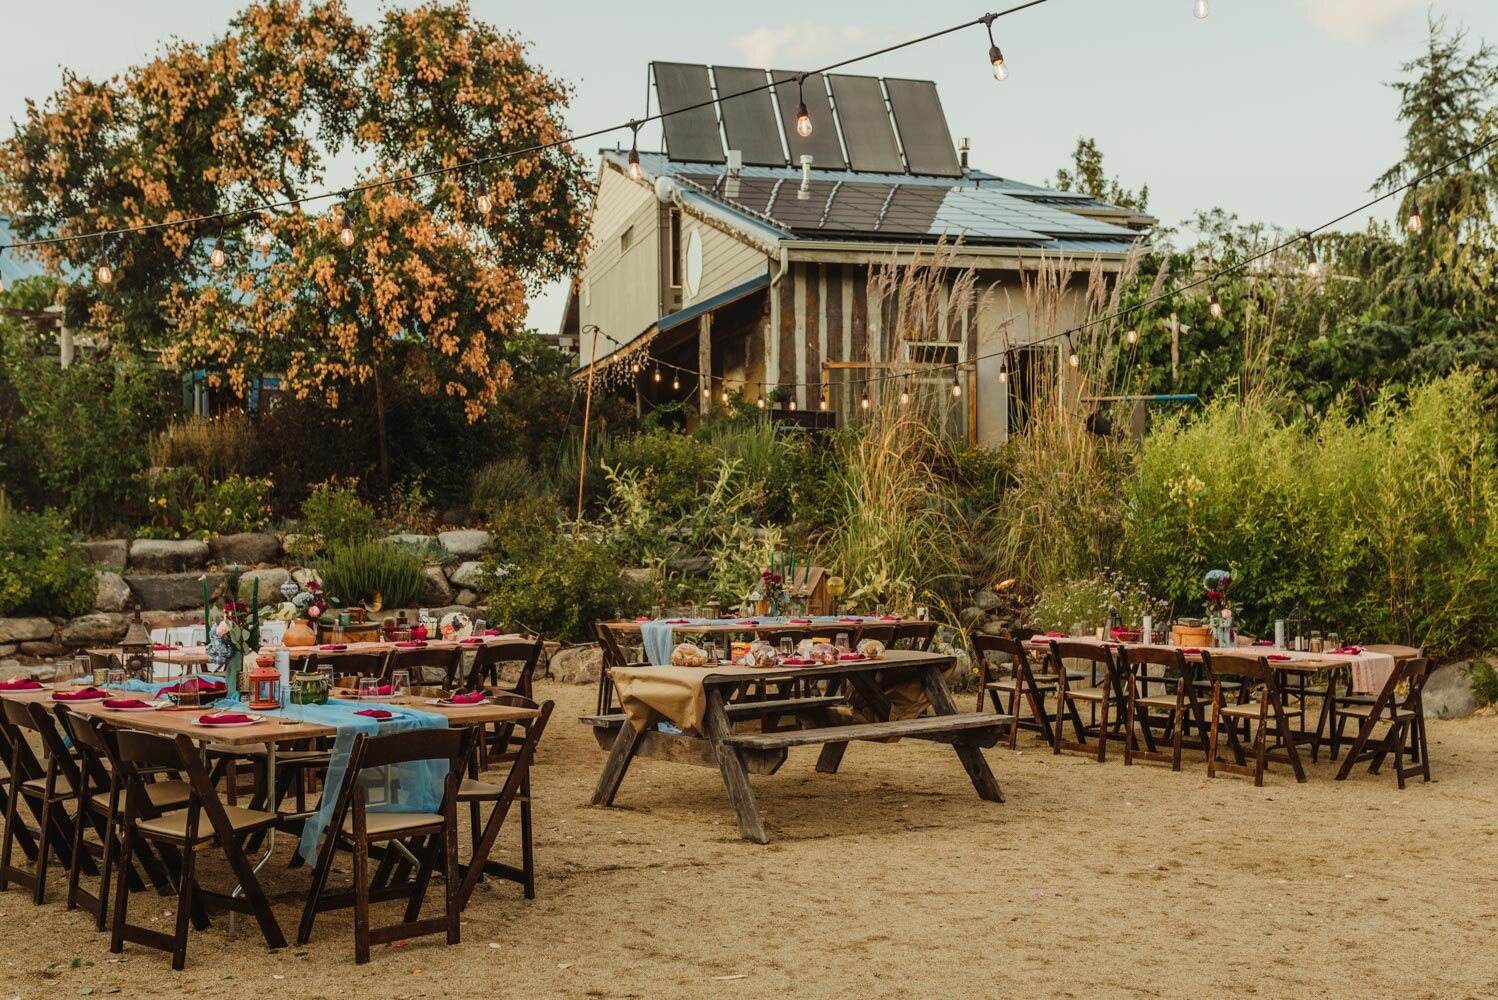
237, 567, 293, 599
61, 613, 128, 646
126, 572, 225, 611
419, 565, 454, 607
128, 538, 209, 573
971, 589, 1000, 611
0, 643, 15, 658
95, 571, 133, 612
959, 606, 987, 627
79, 538, 129, 568
209, 532, 282, 566
20, 641, 65, 658
454, 589, 478, 607
142, 611, 189, 632
448, 561, 484, 590
291, 567, 320, 587
550, 644, 602, 685
620, 567, 654, 588
1423, 661, 1480, 719
0, 617, 55, 644
438, 530, 492, 559
666, 555, 712, 577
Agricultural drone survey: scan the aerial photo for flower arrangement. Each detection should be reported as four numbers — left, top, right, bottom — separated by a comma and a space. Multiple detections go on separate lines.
202, 567, 261, 691
1204, 568, 1234, 645
748, 568, 787, 614
274, 578, 329, 621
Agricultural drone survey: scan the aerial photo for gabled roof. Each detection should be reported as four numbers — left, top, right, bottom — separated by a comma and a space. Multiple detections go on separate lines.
603, 150, 1150, 255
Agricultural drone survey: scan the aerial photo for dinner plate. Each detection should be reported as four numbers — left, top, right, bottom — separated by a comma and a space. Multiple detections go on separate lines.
104, 702, 163, 712
424, 697, 488, 707
51, 691, 109, 702
196, 714, 264, 727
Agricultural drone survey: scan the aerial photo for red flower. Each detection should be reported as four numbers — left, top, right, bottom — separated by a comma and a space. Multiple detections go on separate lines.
1206, 590, 1223, 601
306, 580, 322, 591
771, 574, 782, 585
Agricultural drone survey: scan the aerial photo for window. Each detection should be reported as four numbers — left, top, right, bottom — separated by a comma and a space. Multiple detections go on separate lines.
1005, 345, 1055, 436
668, 208, 683, 288
619, 225, 634, 254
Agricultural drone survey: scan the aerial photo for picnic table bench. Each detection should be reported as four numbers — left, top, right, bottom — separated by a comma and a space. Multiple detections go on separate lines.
588, 650, 1011, 843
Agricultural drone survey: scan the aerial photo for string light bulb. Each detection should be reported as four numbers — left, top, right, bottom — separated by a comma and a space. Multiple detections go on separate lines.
1193, 0, 1210, 18
998, 363, 1008, 385
1125, 326, 1138, 345
476, 191, 493, 215
672, 373, 680, 391
627, 121, 642, 181
819, 389, 829, 411
983, 15, 1008, 81
1208, 292, 1224, 319
1406, 183, 1423, 234
794, 76, 813, 138
860, 390, 870, 411
900, 377, 911, 406
337, 204, 354, 247
788, 397, 798, 412
653, 364, 662, 384
210, 236, 226, 269
757, 394, 765, 409
951, 373, 963, 397
96, 256, 114, 285
1306, 247, 1321, 279
1066, 335, 1079, 368
720, 384, 728, 404
630, 359, 641, 375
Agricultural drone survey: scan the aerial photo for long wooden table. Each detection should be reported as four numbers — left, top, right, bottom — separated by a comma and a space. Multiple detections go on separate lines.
86, 633, 529, 668
588, 649, 1010, 843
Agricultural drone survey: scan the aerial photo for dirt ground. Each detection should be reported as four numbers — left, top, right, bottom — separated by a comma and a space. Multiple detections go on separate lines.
2, 679, 1496, 1000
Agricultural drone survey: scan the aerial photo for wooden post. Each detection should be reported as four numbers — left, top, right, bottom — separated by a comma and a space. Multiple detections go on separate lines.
1169, 313, 1180, 383
575, 329, 600, 538
698, 313, 712, 416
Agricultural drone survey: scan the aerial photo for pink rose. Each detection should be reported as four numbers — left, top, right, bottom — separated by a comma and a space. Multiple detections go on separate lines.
1221, 608, 1232, 620
213, 620, 231, 637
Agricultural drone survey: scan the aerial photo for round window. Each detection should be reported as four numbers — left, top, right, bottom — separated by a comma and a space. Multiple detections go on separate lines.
683, 228, 703, 298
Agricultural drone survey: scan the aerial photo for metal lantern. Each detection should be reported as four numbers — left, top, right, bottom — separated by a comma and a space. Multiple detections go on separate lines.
120, 605, 153, 679
247, 654, 281, 711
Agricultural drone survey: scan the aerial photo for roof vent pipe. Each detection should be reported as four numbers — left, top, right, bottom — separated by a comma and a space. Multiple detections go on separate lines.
798, 154, 813, 200
959, 137, 970, 170
726, 149, 743, 178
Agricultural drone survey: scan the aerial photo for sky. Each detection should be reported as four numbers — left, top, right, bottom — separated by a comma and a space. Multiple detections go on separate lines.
4, 0, 1498, 331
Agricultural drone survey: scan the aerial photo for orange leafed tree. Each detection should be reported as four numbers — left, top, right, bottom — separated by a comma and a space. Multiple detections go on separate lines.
0, 1, 591, 483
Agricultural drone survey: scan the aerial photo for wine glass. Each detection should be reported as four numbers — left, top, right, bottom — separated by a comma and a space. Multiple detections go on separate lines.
391, 669, 410, 702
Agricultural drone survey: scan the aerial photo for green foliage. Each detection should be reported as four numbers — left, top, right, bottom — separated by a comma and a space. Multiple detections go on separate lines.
471, 457, 551, 519
186, 475, 272, 539
1030, 573, 1169, 634
0, 507, 95, 617
146, 414, 256, 484
291, 479, 378, 558
318, 540, 425, 610
605, 427, 721, 515
479, 526, 645, 644
1052, 136, 1149, 212
1465, 660, 1498, 706
380, 478, 439, 534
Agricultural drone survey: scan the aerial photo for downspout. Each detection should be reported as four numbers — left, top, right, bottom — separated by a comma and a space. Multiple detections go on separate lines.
768, 242, 790, 393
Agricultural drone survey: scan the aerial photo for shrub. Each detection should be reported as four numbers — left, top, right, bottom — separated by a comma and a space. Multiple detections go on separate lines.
380, 478, 440, 534
0, 507, 95, 617
146, 413, 256, 484
1465, 660, 1498, 706
471, 457, 551, 519
1030, 574, 1169, 633
606, 427, 721, 515
479, 526, 646, 643
184, 475, 272, 539
291, 479, 379, 558
318, 540, 426, 610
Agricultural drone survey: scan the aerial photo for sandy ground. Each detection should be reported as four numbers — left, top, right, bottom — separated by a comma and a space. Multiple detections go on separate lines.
2, 679, 1496, 1000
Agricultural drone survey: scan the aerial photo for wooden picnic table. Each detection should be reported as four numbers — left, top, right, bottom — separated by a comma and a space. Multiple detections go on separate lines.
85, 634, 529, 669
598, 616, 922, 636
587, 649, 1010, 844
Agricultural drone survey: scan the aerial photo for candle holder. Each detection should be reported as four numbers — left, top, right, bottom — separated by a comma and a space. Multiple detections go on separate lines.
247, 655, 281, 711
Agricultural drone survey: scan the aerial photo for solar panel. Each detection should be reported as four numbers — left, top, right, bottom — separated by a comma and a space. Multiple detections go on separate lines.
822, 182, 892, 232
712, 67, 785, 167
883, 78, 961, 177
772, 71, 845, 169
653, 62, 724, 164
827, 75, 903, 174
876, 185, 947, 235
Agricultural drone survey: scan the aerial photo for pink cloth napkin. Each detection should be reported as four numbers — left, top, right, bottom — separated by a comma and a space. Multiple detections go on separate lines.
1267, 654, 1291, 662
394, 640, 427, 648
1329, 646, 1364, 656
483, 629, 502, 635
355, 709, 393, 720
736, 620, 760, 625
1180, 647, 1203, 655
839, 617, 863, 623
460, 637, 483, 644
781, 657, 815, 666
1045, 631, 1067, 638
198, 712, 254, 725
448, 691, 486, 705
1254, 639, 1274, 646
53, 687, 108, 701
879, 615, 900, 621
319, 643, 348, 651
0, 678, 42, 691
156, 679, 226, 698
664, 619, 690, 624
839, 653, 868, 661
789, 618, 812, 624
103, 698, 151, 709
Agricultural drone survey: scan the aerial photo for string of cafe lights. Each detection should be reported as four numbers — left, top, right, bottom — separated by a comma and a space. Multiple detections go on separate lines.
592, 129, 1495, 408
0, 1, 1076, 293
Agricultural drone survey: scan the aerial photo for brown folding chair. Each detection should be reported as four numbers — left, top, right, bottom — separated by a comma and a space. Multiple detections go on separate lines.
313, 649, 390, 682
296, 726, 475, 964
1119, 645, 1202, 771
1332, 656, 1431, 787
972, 633, 1071, 748
594, 622, 644, 715
851, 624, 897, 646
110, 730, 285, 970
0, 716, 39, 872
1201, 652, 1307, 785
1050, 640, 1129, 762
384, 646, 463, 692
455, 696, 553, 907
893, 621, 938, 651
465, 638, 543, 698
0, 698, 85, 904
56, 708, 183, 928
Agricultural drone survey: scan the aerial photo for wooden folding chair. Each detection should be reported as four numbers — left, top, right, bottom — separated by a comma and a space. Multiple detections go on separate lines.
314, 649, 390, 682
1332, 656, 1431, 788
0, 698, 85, 904
1119, 645, 1202, 771
465, 639, 544, 765
455, 696, 553, 908
593, 622, 641, 716
296, 726, 475, 964
384, 646, 462, 690
1201, 652, 1307, 786
973, 633, 1070, 748
1049, 640, 1130, 762
110, 730, 285, 970
0, 719, 39, 870
56, 708, 183, 928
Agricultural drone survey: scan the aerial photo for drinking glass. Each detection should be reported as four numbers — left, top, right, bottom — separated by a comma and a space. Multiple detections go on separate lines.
108, 667, 127, 689
318, 664, 336, 694
1326, 631, 1341, 651
778, 637, 794, 659
390, 669, 410, 701
875, 603, 888, 617
471, 618, 487, 636
357, 677, 379, 702
834, 632, 850, 653
915, 605, 929, 621
703, 641, 719, 664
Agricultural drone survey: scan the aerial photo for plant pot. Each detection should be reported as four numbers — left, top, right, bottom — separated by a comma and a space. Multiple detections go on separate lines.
283, 619, 317, 647
1171, 625, 1213, 648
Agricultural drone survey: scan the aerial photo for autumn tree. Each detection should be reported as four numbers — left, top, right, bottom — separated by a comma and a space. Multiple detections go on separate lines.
0, 1, 591, 484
